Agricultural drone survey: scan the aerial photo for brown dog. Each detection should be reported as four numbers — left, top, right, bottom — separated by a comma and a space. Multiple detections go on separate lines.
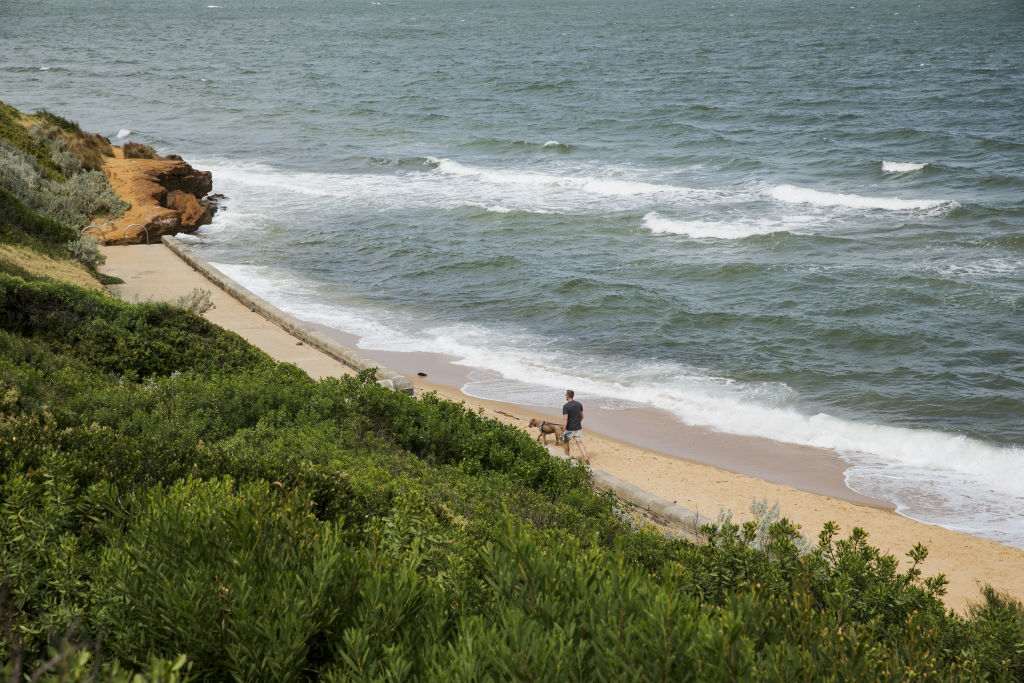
528, 418, 564, 446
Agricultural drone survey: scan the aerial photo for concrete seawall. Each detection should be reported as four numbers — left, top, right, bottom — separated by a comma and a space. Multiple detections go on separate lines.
546, 446, 716, 540
162, 235, 414, 395
164, 235, 713, 537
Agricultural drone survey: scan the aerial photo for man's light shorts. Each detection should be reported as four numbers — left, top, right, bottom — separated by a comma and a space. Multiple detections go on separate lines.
562, 429, 583, 442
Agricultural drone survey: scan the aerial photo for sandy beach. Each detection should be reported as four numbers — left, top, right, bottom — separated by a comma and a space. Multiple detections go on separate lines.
99, 242, 1024, 614
406, 369, 1024, 615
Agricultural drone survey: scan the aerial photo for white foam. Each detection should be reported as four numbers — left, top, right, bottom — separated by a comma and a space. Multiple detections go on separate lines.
429, 157, 705, 199
771, 184, 954, 211
461, 202, 524, 214
191, 208, 265, 239
882, 160, 927, 173
194, 156, 717, 219
200, 161, 344, 198
482, 203, 514, 213
209, 261, 423, 354
844, 452, 1024, 546
115, 128, 131, 139
203, 256, 1024, 547
937, 258, 1022, 279
642, 211, 810, 239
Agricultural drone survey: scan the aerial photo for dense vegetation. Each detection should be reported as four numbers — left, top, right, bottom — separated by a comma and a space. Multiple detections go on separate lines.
3, 277, 1024, 681
2, 105, 1024, 681
0, 101, 127, 286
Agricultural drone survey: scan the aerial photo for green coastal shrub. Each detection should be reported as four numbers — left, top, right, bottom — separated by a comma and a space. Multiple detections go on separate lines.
0, 469, 121, 668
169, 287, 214, 314
95, 478, 357, 681
2, 275, 1023, 679
0, 102, 62, 181
405, 520, 949, 681
0, 186, 77, 253
0, 105, 127, 233
66, 234, 105, 269
960, 585, 1024, 676
0, 275, 270, 378
0, 645, 190, 683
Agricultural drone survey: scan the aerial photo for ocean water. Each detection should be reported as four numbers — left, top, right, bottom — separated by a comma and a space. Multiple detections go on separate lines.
3, 0, 1023, 546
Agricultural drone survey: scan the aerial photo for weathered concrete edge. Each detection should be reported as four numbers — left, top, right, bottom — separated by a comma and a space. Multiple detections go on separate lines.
548, 446, 715, 540
162, 235, 415, 395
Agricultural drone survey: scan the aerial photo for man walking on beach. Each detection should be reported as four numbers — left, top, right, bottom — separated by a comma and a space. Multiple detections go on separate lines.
561, 389, 588, 463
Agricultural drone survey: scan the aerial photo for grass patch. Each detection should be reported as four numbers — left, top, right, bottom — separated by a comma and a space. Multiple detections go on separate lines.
94, 270, 124, 285
123, 141, 159, 159
0, 243, 103, 290
33, 109, 114, 171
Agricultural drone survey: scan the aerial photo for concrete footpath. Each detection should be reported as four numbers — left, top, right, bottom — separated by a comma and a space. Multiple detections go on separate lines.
99, 242, 365, 383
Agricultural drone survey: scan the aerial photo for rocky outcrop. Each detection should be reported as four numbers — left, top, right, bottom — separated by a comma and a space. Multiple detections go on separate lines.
98, 147, 219, 245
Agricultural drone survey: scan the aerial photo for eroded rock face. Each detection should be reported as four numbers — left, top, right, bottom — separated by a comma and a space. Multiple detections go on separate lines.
99, 148, 219, 245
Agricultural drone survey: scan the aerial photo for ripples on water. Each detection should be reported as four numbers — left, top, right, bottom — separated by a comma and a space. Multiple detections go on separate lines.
2, 0, 1022, 545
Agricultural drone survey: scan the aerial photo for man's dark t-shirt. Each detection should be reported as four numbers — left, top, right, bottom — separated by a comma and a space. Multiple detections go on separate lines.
562, 399, 583, 431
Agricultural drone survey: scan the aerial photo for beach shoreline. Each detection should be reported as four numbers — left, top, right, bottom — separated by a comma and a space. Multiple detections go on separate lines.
306, 323, 1024, 614
309, 322, 893, 509
99, 242, 1024, 614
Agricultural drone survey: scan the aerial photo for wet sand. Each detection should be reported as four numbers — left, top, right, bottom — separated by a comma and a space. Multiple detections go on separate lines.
311, 323, 888, 506
313, 323, 1024, 613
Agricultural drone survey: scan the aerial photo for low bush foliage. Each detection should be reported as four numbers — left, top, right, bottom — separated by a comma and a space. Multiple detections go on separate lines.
1, 141, 127, 229
0, 102, 127, 233
170, 287, 214, 314
0, 102, 62, 181
66, 234, 106, 269
0, 185, 77, 255
35, 168, 128, 228
95, 478, 357, 681
0, 274, 270, 378
32, 110, 114, 172
0, 141, 46, 200
123, 141, 159, 159
0, 274, 1021, 679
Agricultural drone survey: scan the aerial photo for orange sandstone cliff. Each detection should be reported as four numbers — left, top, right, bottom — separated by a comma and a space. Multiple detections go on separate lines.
98, 146, 220, 245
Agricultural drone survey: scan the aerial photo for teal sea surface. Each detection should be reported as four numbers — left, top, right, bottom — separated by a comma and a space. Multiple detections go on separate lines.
3, 0, 1022, 545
